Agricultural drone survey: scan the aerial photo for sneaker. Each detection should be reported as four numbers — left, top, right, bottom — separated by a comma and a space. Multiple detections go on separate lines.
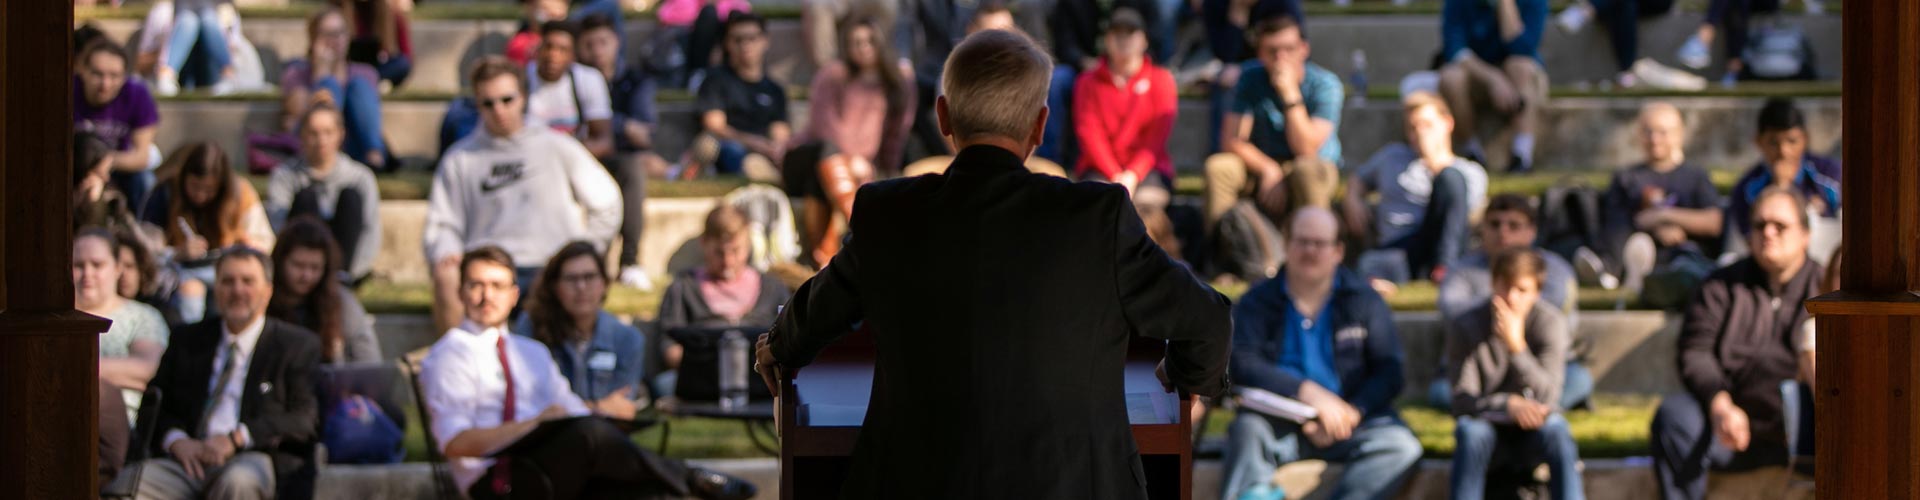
1621, 232, 1658, 294
1555, 2, 1594, 34
1631, 58, 1708, 91
1676, 35, 1711, 70
618, 265, 655, 292
685, 467, 757, 500
1573, 246, 1620, 290
208, 80, 236, 97
154, 73, 181, 97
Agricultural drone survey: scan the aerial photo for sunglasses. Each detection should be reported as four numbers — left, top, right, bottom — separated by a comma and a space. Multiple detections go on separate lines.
477, 94, 519, 110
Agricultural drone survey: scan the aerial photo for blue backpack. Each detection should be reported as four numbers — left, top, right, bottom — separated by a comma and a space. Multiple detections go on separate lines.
322, 394, 405, 464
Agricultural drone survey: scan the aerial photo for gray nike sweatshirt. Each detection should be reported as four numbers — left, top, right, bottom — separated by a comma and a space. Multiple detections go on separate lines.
425, 125, 623, 267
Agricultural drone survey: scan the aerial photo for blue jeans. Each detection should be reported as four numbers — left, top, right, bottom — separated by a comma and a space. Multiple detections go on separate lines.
111, 169, 157, 210
1363, 167, 1472, 283
1452, 415, 1585, 500
1221, 413, 1423, 500
167, 5, 230, 87
1145, 0, 1186, 65
714, 139, 749, 176
1038, 65, 1077, 166
373, 53, 413, 88
1590, 0, 1677, 72
1428, 362, 1594, 411
1649, 389, 1808, 500
313, 75, 388, 168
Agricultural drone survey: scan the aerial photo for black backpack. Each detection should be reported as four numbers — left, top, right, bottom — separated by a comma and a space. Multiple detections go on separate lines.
1211, 201, 1287, 286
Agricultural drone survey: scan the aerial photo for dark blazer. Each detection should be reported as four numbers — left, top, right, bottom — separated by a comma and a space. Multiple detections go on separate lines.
1679, 257, 1821, 447
770, 145, 1233, 500
1231, 266, 1406, 420
144, 317, 322, 500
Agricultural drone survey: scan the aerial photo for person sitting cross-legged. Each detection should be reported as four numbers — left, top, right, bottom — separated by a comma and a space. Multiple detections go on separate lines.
420, 246, 755, 500
1650, 187, 1821, 500
1446, 249, 1584, 500
1221, 207, 1422, 500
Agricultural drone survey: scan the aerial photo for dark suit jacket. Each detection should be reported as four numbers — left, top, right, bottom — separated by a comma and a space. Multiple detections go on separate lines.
770, 145, 1233, 500
144, 317, 322, 500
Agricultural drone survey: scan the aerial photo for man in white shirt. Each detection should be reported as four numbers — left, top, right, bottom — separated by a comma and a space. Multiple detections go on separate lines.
420, 246, 755, 500
137, 247, 322, 500
527, 20, 615, 159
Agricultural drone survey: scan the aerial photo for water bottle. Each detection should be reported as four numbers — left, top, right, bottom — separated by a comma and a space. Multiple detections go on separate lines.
1348, 50, 1369, 106
719, 330, 750, 411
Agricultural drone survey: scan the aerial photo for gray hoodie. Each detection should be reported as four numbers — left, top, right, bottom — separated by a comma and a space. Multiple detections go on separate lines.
267, 155, 382, 280
425, 125, 622, 266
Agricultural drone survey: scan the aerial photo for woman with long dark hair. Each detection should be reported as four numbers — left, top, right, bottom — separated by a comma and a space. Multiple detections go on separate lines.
515, 241, 647, 418
269, 216, 379, 364
783, 15, 915, 267
140, 141, 274, 324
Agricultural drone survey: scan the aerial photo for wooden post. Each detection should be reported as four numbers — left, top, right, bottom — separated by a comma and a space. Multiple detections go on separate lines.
0, 0, 112, 497
1809, 0, 1920, 497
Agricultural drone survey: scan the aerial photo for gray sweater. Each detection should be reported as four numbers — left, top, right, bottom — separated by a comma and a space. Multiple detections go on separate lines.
1446, 303, 1570, 415
266, 156, 382, 280
424, 126, 622, 265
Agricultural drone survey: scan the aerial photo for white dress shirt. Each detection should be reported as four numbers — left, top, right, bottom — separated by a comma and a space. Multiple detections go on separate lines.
421, 320, 591, 490
161, 316, 265, 453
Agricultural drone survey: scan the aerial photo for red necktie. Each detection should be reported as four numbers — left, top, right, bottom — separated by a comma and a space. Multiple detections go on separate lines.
491, 333, 516, 496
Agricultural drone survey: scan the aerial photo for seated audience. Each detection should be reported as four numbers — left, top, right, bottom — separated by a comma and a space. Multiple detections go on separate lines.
576, 14, 667, 291
74, 131, 143, 233
1446, 249, 1583, 500
1073, 8, 1177, 209
141, 142, 277, 325
267, 105, 382, 285
1041, 0, 1119, 167
1437, 0, 1549, 172
515, 241, 648, 416
1200, 0, 1302, 151
567, 0, 625, 41
153, 0, 238, 95
420, 247, 755, 500
526, 20, 616, 159
114, 225, 180, 325
73, 40, 163, 206
281, 8, 388, 171
656, 0, 750, 87
1222, 207, 1421, 500
80, 229, 174, 401
337, 0, 413, 88
426, 56, 623, 334
1592, 102, 1723, 307
507, 0, 569, 66
1553, 0, 1704, 89
900, 1, 1009, 159
655, 206, 791, 396
1676, 0, 1801, 82
1435, 194, 1586, 410
1204, 15, 1343, 232
1722, 98, 1840, 260
800, 0, 896, 68
269, 217, 381, 365
1343, 93, 1488, 284
689, 13, 788, 182
134, 248, 322, 500
784, 15, 915, 267
1651, 188, 1820, 500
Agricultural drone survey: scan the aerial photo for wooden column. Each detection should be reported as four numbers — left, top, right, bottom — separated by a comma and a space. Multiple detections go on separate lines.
0, 0, 112, 497
1808, 0, 1920, 497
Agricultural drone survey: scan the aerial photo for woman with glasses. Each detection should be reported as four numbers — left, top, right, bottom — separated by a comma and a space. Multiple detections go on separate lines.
516, 241, 647, 418
281, 7, 390, 171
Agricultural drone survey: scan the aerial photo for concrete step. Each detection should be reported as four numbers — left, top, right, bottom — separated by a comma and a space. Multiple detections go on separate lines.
85, 12, 1841, 96
369, 197, 718, 286
155, 94, 1840, 174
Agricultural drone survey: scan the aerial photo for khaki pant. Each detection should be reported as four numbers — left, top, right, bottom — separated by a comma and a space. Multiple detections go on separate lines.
1204, 152, 1339, 228
690, 133, 781, 183
134, 452, 276, 500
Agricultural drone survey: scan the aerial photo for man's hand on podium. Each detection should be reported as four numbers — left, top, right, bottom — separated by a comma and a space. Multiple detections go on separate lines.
1155, 358, 1174, 393
755, 332, 781, 398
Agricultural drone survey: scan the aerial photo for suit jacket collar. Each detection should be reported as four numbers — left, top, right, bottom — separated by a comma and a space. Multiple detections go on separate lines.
949, 145, 1029, 177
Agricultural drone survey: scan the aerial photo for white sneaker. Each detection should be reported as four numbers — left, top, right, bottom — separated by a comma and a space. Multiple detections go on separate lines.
154, 73, 181, 97
1631, 58, 1708, 91
1555, 3, 1594, 34
208, 80, 236, 97
1676, 35, 1712, 70
618, 266, 655, 292
1621, 232, 1658, 295
1573, 246, 1620, 291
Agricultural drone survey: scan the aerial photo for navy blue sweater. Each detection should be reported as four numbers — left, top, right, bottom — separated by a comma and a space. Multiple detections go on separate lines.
1231, 266, 1406, 419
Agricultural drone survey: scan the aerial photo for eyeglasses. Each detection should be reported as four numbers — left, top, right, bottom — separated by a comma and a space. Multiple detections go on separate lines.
1753, 218, 1798, 234
477, 95, 519, 110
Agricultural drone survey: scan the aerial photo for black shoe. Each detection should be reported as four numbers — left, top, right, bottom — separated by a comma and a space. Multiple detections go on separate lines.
687, 467, 756, 500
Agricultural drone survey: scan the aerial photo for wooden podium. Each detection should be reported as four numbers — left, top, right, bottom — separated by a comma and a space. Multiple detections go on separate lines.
775, 328, 1196, 499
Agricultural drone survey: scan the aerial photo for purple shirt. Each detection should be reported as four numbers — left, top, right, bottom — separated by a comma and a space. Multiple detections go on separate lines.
72, 77, 160, 151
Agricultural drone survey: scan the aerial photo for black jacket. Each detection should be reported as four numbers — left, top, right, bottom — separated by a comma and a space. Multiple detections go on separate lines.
1679, 257, 1822, 447
771, 145, 1232, 500
144, 317, 322, 500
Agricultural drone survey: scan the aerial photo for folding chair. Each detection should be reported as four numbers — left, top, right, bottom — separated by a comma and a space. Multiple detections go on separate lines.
402, 349, 462, 500
101, 387, 161, 499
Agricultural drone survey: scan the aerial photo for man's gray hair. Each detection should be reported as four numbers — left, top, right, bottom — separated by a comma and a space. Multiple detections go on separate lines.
216, 245, 274, 283
940, 29, 1053, 143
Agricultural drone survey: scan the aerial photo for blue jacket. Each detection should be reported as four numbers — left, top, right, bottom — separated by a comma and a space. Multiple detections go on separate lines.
513, 310, 648, 401
1231, 266, 1405, 419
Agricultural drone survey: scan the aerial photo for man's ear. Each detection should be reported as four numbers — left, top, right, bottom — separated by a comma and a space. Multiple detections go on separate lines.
1027, 106, 1049, 154
936, 96, 954, 138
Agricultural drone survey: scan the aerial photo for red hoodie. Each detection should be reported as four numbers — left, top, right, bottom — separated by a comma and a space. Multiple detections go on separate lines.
1072, 57, 1178, 180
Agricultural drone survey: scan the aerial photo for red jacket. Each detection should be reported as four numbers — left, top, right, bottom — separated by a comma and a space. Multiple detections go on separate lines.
1072, 58, 1178, 180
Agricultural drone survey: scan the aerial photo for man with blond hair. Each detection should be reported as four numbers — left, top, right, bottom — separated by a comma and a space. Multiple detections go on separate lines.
755, 29, 1232, 499
1344, 92, 1489, 285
